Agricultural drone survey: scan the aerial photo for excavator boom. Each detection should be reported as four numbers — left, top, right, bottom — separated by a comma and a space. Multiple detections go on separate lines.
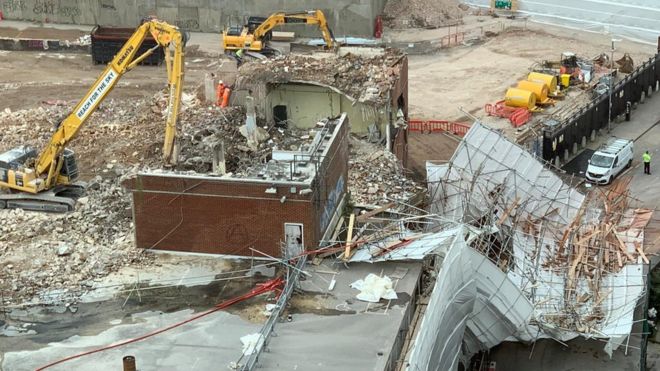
223, 9, 336, 52
0, 19, 186, 212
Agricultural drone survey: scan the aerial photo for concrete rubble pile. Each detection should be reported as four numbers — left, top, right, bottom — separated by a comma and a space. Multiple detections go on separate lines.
0, 171, 150, 304
349, 137, 422, 206
0, 90, 293, 303
383, 0, 466, 29
171, 104, 308, 175
236, 50, 404, 104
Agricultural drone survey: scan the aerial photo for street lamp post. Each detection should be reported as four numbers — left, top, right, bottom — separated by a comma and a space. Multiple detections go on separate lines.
608, 39, 615, 133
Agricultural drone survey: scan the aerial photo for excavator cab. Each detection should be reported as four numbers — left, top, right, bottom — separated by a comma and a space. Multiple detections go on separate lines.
59, 149, 79, 182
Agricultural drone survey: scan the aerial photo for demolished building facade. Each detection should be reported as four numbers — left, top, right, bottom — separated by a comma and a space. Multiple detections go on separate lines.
124, 114, 349, 258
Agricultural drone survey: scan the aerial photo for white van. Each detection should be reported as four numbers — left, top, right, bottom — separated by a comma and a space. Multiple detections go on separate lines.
585, 138, 634, 185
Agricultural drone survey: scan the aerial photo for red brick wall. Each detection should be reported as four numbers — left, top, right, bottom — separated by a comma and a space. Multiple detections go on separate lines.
125, 176, 315, 257
124, 115, 350, 257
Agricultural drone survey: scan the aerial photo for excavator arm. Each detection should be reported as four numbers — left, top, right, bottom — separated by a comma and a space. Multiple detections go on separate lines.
0, 18, 186, 212
252, 10, 335, 49
35, 19, 185, 189
223, 9, 335, 51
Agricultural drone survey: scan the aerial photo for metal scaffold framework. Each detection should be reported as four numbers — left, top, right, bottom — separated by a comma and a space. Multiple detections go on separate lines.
423, 122, 652, 358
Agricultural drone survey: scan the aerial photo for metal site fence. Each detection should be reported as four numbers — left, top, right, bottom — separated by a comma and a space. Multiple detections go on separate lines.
542, 53, 660, 163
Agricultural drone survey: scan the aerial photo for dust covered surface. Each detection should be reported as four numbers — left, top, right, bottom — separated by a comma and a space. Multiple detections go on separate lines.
236, 49, 405, 105
383, 0, 467, 29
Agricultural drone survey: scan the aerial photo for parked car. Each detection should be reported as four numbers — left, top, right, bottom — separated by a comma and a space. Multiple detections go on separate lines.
585, 138, 633, 185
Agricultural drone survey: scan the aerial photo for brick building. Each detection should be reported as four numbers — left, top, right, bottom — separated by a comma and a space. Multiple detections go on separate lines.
124, 114, 349, 257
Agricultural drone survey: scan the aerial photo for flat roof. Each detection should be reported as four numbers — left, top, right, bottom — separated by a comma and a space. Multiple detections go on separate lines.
2, 258, 421, 371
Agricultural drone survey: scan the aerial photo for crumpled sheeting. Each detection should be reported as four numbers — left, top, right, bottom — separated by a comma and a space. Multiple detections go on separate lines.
350, 274, 398, 303
240, 333, 265, 356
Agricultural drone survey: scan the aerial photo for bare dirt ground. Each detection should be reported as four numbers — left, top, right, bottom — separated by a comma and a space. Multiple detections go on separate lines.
401, 16, 655, 123
407, 132, 460, 179
0, 50, 211, 111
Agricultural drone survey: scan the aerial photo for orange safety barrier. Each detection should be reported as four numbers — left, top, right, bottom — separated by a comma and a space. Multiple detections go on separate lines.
484, 100, 531, 127
408, 120, 471, 136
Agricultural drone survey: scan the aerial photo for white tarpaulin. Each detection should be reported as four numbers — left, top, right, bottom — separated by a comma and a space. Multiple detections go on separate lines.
424, 122, 646, 364
350, 274, 398, 302
240, 333, 265, 356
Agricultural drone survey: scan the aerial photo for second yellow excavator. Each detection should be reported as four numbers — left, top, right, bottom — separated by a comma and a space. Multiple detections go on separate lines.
222, 9, 336, 53
0, 18, 186, 212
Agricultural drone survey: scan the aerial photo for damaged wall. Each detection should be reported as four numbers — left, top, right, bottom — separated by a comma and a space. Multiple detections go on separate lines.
0, 0, 385, 36
266, 83, 387, 135
124, 114, 349, 257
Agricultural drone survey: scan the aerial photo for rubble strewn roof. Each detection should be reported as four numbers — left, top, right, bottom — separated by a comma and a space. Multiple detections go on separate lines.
236, 49, 405, 105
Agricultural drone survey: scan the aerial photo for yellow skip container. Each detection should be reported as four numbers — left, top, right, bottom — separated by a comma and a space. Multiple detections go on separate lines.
527, 72, 558, 92
517, 80, 549, 103
505, 87, 536, 110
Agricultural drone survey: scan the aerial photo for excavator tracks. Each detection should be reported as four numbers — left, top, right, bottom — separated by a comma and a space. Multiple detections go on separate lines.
0, 184, 84, 213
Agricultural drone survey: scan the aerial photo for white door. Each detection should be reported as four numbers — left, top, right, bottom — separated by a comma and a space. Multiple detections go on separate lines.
284, 223, 304, 258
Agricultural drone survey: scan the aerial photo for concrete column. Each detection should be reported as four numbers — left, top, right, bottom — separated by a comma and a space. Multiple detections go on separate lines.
245, 93, 257, 142
649, 86, 653, 98
204, 73, 216, 104
641, 91, 646, 103
572, 142, 578, 154
581, 136, 587, 148
564, 149, 570, 162
212, 141, 226, 175
554, 156, 561, 168
590, 130, 596, 141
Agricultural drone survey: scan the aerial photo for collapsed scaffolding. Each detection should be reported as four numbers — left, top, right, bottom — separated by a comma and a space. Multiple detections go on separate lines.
327, 122, 653, 369
421, 122, 652, 360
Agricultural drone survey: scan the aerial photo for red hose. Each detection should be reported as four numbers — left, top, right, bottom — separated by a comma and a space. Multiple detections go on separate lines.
35, 277, 284, 371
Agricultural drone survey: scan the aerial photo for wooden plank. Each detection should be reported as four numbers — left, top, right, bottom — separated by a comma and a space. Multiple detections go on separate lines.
330, 216, 345, 242
356, 202, 396, 222
343, 214, 356, 262
635, 241, 649, 264
568, 246, 585, 290
614, 233, 635, 260
497, 197, 519, 226
616, 250, 623, 268
574, 229, 601, 246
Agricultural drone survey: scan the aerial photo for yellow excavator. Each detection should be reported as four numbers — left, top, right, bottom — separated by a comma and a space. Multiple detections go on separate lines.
0, 18, 186, 212
222, 9, 336, 52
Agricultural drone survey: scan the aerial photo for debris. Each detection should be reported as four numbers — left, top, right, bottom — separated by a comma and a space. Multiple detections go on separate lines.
56, 244, 73, 256
616, 53, 635, 74
263, 303, 279, 316
350, 274, 398, 302
240, 333, 265, 355
237, 49, 404, 105
383, 0, 465, 29
349, 137, 421, 205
